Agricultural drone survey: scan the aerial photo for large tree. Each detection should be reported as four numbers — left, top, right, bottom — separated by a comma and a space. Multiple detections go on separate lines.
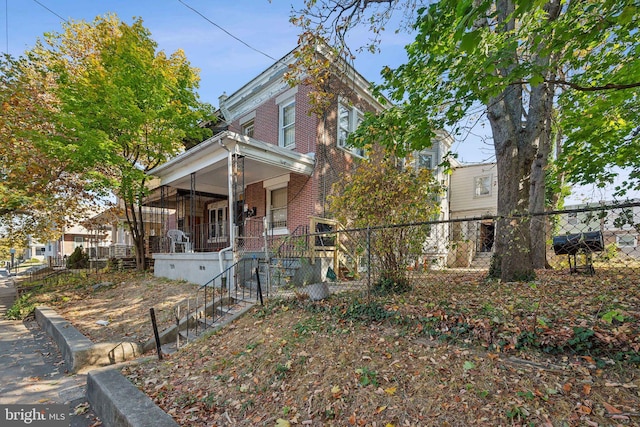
0, 55, 97, 241
293, 0, 640, 281
28, 15, 213, 269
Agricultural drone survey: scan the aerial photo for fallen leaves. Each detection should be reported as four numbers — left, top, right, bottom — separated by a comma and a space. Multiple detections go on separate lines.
51, 270, 640, 426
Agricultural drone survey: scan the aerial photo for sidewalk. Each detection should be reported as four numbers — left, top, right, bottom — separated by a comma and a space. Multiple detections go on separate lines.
0, 278, 101, 426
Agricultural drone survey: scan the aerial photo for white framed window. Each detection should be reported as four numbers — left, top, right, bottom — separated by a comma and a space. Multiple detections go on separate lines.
279, 99, 296, 148
208, 201, 228, 242
270, 187, 288, 229
264, 175, 290, 234
616, 234, 636, 247
474, 175, 492, 197
567, 212, 578, 225
337, 101, 365, 157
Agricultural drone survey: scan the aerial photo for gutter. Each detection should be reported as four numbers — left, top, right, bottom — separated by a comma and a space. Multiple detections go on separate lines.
218, 140, 235, 276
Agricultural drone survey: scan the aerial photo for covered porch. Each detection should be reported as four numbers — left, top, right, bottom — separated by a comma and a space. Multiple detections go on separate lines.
145, 131, 315, 285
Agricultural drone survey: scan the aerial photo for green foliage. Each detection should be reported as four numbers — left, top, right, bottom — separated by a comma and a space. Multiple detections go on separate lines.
23, 14, 213, 268
600, 243, 620, 262
372, 276, 412, 296
567, 327, 596, 352
329, 151, 442, 286
0, 55, 95, 238
355, 366, 378, 387
5, 292, 35, 320
601, 309, 626, 324
67, 246, 89, 269
337, 299, 393, 323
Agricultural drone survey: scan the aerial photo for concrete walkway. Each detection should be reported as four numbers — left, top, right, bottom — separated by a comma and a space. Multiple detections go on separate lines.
0, 277, 101, 426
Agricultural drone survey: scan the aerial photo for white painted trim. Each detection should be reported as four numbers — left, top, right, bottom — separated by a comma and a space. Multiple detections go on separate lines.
263, 174, 290, 189
278, 97, 296, 148
239, 111, 256, 124
275, 86, 298, 105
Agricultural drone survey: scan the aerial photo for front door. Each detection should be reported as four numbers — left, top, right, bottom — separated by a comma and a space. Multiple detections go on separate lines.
480, 221, 495, 252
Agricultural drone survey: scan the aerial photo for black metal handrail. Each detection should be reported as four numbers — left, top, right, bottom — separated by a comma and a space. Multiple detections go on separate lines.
173, 257, 265, 348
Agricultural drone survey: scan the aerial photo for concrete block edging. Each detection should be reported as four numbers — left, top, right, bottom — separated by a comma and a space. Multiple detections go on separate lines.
87, 368, 179, 427
35, 306, 143, 373
35, 306, 177, 427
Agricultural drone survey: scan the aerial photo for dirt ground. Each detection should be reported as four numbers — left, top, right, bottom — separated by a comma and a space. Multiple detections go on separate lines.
20, 269, 640, 426
117, 270, 640, 427
29, 271, 200, 345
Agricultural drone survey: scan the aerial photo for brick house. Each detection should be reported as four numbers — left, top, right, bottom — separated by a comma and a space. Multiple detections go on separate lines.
145, 46, 454, 285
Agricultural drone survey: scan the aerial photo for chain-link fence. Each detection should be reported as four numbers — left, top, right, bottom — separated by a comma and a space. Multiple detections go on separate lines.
266, 201, 640, 300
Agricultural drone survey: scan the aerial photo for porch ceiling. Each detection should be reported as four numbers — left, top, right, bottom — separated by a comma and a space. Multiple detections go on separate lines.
148, 131, 316, 194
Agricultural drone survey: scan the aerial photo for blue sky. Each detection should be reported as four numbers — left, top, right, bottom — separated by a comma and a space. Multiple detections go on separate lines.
2, 0, 494, 163
2, 1, 411, 110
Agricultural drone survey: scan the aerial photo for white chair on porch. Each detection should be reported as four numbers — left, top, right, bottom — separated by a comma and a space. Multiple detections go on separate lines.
167, 229, 192, 253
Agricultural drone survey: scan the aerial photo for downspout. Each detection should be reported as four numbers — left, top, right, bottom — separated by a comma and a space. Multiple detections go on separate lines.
218, 140, 235, 275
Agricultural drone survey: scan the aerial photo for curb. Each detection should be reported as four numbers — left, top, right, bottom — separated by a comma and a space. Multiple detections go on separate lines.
87, 368, 178, 427
35, 306, 175, 427
35, 306, 143, 373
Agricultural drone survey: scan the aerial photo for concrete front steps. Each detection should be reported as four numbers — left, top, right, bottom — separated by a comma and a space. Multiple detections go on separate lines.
147, 297, 256, 355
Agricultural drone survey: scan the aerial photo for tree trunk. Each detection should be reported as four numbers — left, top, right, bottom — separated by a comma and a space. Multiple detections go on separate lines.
529, 149, 548, 269
529, 96, 553, 269
487, 0, 560, 281
491, 127, 536, 281
123, 199, 147, 271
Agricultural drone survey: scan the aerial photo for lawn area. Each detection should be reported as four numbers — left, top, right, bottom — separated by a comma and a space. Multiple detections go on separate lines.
112, 269, 640, 426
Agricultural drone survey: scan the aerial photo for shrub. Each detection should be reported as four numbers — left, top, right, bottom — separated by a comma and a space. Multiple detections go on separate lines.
67, 246, 88, 269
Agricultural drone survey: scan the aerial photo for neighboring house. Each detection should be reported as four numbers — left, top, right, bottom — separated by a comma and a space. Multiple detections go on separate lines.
24, 236, 46, 261
557, 200, 640, 257
43, 221, 109, 262
88, 200, 169, 260
447, 162, 498, 267
145, 45, 455, 285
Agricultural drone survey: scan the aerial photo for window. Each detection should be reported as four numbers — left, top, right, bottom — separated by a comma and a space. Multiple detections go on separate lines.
474, 175, 492, 197
242, 119, 254, 138
567, 212, 578, 225
617, 234, 636, 247
337, 102, 365, 157
208, 202, 228, 242
73, 236, 84, 249
264, 174, 290, 234
279, 100, 295, 147
418, 152, 433, 170
270, 188, 287, 229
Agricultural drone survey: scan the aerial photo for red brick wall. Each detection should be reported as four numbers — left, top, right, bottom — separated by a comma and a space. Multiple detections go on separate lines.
234, 80, 379, 232
228, 84, 318, 155
245, 182, 266, 218
313, 77, 380, 218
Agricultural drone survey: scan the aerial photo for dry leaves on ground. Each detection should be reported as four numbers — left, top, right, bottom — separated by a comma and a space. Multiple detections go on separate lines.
120, 270, 640, 426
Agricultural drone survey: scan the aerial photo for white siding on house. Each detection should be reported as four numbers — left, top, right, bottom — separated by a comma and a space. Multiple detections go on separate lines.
449, 163, 498, 218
